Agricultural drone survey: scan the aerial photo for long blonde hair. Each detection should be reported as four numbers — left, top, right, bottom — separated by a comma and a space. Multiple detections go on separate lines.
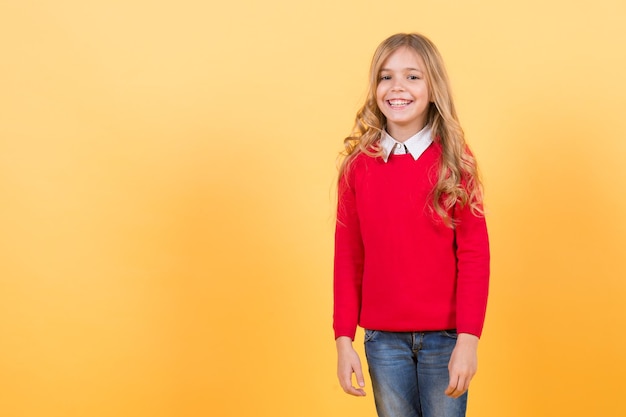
339, 33, 484, 227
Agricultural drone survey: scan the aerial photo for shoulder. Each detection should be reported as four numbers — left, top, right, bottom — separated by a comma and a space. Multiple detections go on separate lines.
348, 148, 380, 170
339, 150, 381, 192
429, 138, 444, 156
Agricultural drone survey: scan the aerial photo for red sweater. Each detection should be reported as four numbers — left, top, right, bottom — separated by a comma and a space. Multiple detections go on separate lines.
333, 142, 490, 340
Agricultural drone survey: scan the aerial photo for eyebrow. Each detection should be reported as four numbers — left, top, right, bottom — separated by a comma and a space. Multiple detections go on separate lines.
380, 67, 424, 73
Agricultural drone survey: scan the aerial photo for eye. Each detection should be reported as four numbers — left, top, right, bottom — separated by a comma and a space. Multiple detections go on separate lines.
379, 75, 392, 81
408, 75, 421, 80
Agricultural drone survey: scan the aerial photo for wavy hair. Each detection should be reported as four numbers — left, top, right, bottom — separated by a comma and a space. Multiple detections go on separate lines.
339, 33, 484, 227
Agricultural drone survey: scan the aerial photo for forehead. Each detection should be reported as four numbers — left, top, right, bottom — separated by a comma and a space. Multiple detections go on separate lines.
380, 46, 425, 71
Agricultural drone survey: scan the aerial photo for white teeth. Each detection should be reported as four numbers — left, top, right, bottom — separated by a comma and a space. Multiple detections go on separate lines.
389, 100, 411, 106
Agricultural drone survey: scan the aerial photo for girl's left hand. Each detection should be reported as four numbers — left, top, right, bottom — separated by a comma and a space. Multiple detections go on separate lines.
445, 333, 479, 398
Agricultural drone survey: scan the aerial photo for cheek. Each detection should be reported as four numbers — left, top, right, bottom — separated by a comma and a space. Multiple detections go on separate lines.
376, 97, 384, 108
375, 85, 384, 101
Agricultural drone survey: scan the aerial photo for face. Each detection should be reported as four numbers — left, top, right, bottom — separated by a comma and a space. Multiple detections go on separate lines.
376, 46, 430, 141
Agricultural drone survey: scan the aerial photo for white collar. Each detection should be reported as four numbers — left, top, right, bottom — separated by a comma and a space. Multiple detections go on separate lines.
380, 126, 434, 163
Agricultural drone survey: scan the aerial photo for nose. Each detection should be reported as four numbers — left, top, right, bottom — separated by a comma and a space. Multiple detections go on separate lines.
391, 78, 405, 92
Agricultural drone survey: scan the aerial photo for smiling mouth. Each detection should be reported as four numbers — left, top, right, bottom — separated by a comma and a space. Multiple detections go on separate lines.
387, 99, 413, 108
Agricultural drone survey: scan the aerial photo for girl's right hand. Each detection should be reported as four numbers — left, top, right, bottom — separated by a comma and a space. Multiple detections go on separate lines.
336, 336, 366, 396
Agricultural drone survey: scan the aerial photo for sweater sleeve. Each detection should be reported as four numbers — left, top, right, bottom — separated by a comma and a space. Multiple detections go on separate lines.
453, 202, 490, 338
333, 163, 364, 340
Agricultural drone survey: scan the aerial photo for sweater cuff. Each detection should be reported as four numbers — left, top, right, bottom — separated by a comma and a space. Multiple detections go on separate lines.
334, 327, 357, 341
456, 325, 483, 339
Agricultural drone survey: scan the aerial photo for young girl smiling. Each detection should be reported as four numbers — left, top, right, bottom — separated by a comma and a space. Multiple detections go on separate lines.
333, 33, 490, 417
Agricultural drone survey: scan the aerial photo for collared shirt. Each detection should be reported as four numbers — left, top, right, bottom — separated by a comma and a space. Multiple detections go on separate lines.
380, 125, 434, 163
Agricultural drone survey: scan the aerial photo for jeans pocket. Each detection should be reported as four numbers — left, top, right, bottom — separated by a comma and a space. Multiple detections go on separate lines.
440, 329, 458, 339
364, 329, 379, 343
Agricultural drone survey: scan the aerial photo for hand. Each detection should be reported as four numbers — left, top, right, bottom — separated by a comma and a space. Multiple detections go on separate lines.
445, 333, 479, 398
336, 336, 366, 396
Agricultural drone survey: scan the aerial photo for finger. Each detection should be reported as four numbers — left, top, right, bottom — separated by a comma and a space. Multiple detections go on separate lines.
446, 375, 471, 398
340, 375, 366, 396
338, 370, 366, 396
354, 363, 366, 388
338, 371, 353, 392
344, 385, 367, 396
445, 373, 459, 397
445, 384, 464, 398
445, 374, 464, 398
460, 374, 472, 393
457, 369, 474, 392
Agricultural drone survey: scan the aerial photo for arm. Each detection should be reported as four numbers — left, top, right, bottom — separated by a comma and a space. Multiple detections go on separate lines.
336, 336, 366, 396
454, 202, 490, 338
333, 162, 364, 341
333, 162, 366, 396
446, 202, 490, 397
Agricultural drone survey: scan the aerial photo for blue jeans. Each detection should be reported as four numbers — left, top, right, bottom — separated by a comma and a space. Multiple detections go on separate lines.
364, 330, 467, 417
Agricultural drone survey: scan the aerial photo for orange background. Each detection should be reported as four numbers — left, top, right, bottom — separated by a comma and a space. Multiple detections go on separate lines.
1, 1, 625, 416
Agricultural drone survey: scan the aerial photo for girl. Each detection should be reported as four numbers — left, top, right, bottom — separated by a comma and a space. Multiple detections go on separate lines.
333, 33, 490, 417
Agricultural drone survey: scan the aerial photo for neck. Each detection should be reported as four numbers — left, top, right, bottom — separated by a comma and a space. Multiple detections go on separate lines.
387, 123, 426, 142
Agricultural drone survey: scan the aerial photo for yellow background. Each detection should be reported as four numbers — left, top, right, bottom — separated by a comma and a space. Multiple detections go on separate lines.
1, 1, 625, 416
